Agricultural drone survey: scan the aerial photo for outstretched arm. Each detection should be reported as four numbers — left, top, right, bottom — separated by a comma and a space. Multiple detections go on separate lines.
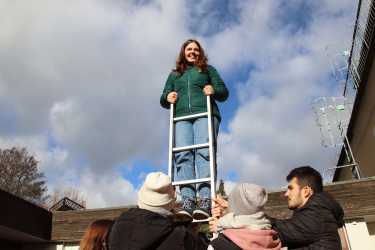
209, 195, 228, 233
270, 206, 322, 247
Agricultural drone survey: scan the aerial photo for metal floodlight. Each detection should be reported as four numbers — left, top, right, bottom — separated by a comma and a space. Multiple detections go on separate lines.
312, 96, 361, 180
312, 96, 353, 148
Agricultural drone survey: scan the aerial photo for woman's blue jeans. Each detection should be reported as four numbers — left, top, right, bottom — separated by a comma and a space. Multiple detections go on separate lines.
174, 117, 219, 200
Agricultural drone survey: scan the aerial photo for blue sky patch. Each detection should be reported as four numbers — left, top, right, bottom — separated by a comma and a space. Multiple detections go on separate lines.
186, 0, 241, 36
0, 104, 18, 135
119, 159, 166, 188
219, 63, 255, 132
272, 1, 316, 34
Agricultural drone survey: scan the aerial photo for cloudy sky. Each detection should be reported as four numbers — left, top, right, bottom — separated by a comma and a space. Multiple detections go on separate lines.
0, 0, 357, 208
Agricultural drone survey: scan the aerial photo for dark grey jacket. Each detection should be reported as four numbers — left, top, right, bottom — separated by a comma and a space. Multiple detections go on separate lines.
270, 192, 344, 250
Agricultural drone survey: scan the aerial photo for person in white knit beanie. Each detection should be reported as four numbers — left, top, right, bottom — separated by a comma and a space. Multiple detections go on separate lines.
138, 171, 176, 216
109, 172, 208, 250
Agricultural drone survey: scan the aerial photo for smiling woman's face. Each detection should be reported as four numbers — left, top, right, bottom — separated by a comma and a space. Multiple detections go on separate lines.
184, 42, 200, 63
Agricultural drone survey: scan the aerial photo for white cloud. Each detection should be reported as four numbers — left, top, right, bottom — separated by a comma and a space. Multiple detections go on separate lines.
78, 169, 136, 208
212, 0, 356, 187
50, 100, 84, 143
0, 1, 189, 156
0, 0, 357, 207
0, 0, 187, 207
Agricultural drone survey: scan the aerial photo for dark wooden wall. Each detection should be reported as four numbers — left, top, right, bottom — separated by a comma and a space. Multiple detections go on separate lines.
0, 189, 52, 241
52, 206, 134, 242
52, 178, 375, 243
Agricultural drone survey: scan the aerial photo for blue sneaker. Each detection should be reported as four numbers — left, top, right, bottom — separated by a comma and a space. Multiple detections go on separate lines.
176, 198, 195, 221
193, 198, 211, 220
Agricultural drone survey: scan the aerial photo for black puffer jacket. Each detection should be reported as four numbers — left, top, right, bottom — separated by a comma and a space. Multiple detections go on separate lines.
270, 192, 344, 250
109, 208, 208, 250
210, 234, 241, 250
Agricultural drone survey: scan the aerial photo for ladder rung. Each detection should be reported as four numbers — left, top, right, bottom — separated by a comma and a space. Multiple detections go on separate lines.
172, 177, 211, 186
174, 112, 208, 122
193, 218, 211, 223
173, 143, 209, 152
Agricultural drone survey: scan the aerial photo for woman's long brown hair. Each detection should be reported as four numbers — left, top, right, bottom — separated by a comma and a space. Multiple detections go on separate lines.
175, 39, 208, 74
80, 219, 113, 250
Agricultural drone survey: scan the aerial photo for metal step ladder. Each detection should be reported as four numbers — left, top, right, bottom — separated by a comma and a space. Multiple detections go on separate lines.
168, 95, 216, 222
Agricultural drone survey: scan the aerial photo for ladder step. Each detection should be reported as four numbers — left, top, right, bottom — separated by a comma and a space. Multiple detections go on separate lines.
172, 177, 211, 186
173, 143, 209, 153
193, 218, 211, 223
174, 112, 208, 122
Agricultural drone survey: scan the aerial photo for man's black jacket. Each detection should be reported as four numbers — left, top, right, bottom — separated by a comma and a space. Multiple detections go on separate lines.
108, 208, 208, 250
270, 192, 344, 250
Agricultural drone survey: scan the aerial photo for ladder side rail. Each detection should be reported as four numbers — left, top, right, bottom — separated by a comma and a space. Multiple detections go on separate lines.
207, 95, 218, 239
206, 95, 216, 200
168, 103, 175, 178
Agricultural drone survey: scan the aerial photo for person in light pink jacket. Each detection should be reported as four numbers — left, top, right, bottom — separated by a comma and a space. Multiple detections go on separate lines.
208, 183, 282, 250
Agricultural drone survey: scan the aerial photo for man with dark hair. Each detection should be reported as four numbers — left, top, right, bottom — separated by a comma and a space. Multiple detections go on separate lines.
210, 166, 345, 250
286, 166, 323, 193
270, 166, 345, 249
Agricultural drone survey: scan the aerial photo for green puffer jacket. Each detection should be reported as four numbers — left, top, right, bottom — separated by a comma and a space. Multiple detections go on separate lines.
160, 65, 229, 121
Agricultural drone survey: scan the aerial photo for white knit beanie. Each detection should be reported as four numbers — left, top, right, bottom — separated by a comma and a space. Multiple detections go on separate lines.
138, 172, 176, 211
228, 183, 268, 215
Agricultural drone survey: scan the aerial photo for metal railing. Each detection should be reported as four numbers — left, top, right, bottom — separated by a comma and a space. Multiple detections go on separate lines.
345, 0, 375, 95
323, 0, 375, 181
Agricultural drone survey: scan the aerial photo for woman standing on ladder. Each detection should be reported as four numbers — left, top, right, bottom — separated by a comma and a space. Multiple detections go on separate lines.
160, 39, 229, 220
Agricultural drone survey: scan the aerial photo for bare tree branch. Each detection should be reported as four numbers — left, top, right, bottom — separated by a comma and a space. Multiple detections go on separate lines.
46, 187, 87, 209
0, 147, 48, 204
